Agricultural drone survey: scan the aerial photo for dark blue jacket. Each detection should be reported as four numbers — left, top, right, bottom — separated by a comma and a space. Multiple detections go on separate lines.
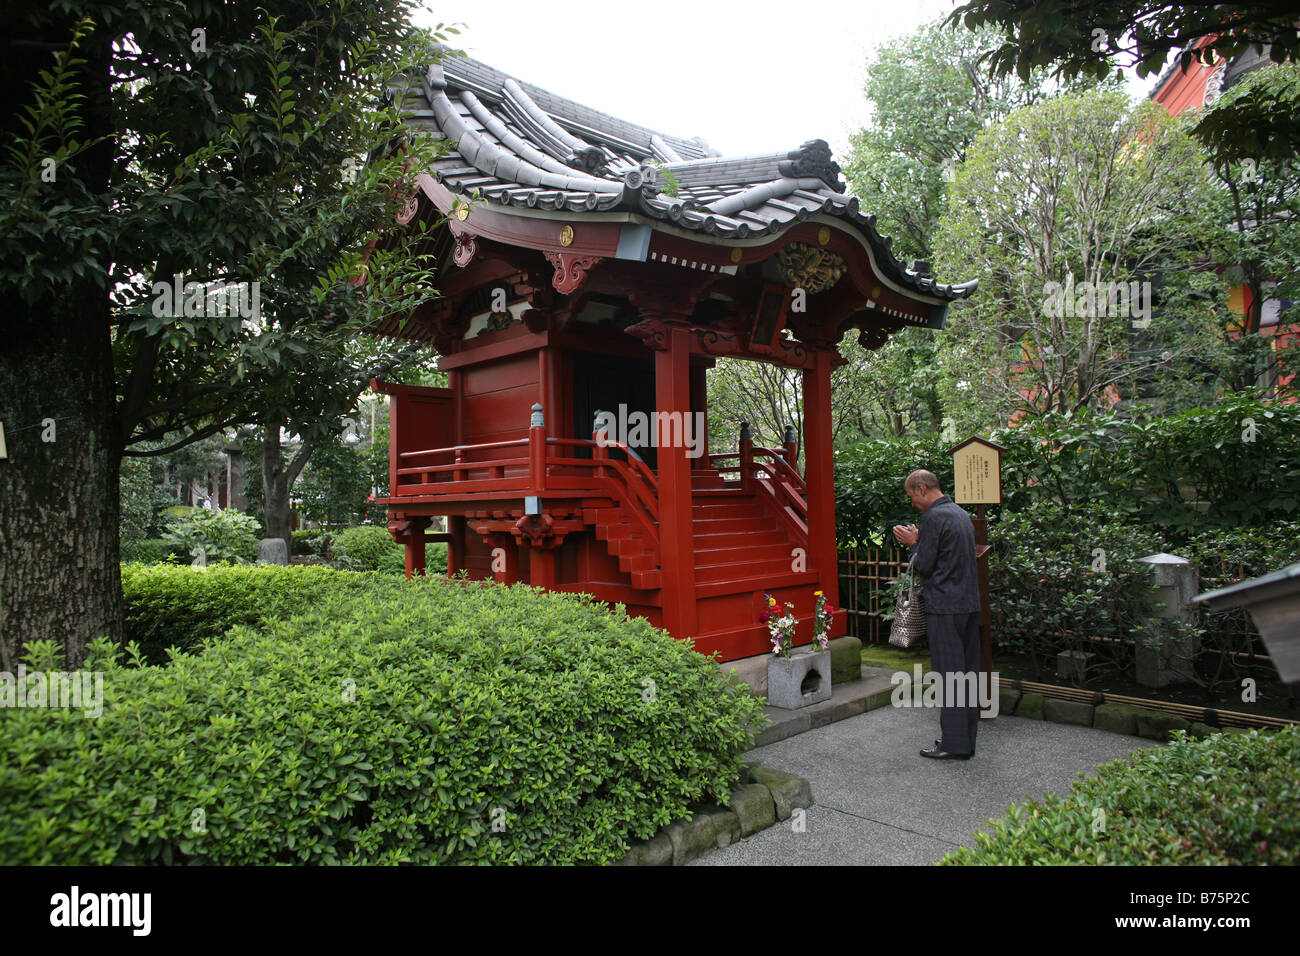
910, 495, 980, 614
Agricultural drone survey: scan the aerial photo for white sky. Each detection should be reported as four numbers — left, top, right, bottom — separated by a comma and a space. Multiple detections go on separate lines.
416, 0, 961, 158
414, 0, 1156, 162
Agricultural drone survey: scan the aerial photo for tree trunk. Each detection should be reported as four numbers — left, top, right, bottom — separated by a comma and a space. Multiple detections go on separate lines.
1, 14, 120, 668
261, 422, 318, 546
262, 423, 293, 545
0, 306, 123, 669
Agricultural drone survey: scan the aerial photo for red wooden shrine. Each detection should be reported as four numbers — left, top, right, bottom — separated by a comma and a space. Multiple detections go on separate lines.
372, 54, 975, 662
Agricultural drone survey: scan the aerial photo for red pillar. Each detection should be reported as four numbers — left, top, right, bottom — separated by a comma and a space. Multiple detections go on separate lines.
491, 533, 519, 584
539, 348, 562, 442
529, 549, 557, 589
738, 422, 753, 493
447, 516, 465, 575
528, 403, 547, 492
448, 369, 465, 575
656, 324, 698, 639
802, 348, 839, 608
403, 516, 430, 578
689, 359, 709, 467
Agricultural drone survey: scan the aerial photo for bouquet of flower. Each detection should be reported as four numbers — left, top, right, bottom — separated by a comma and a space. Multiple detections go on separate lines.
812, 590, 834, 650
759, 593, 797, 658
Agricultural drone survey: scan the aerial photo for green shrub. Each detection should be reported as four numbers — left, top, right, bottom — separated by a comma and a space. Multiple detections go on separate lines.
834, 396, 1300, 545
162, 507, 260, 564
122, 563, 384, 663
291, 528, 333, 557
0, 579, 765, 865
988, 502, 1300, 684
1183, 521, 1300, 581
427, 542, 448, 574
374, 542, 448, 576
119, 538, 185, 565
332, 525, 400, 571
989, 499, 1176, 679
939, 726, 1300, 864
835, 435, 955, 546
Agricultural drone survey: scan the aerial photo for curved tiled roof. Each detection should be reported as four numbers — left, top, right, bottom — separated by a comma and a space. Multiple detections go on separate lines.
401, 52, 976, 301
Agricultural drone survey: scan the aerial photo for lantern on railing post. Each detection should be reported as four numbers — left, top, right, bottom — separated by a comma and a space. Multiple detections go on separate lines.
529, 403, 547, 492
739, 421, 753, 492
592, 409, 610, 480
782, 424, 798, 472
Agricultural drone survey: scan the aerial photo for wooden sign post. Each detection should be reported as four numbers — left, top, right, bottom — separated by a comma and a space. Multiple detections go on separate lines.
946, 437, 1005, 707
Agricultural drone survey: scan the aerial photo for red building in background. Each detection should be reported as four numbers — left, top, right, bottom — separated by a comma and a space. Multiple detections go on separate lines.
1149, 38, 1297, 398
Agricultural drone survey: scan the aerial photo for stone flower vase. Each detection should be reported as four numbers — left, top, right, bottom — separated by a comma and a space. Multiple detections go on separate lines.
767, 647, 832, 709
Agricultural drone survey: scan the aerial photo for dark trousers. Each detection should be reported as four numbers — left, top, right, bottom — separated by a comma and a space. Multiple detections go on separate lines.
928, 611, 981, 755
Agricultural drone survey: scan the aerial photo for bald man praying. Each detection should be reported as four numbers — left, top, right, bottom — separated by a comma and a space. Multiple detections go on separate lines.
892, 470, 982, 760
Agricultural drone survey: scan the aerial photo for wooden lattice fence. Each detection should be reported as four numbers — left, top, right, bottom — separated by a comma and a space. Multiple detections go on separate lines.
837, 544, 1282, 689
837, 547, 911, 645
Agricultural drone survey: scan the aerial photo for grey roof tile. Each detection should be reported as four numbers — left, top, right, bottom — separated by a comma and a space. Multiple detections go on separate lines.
400, 55, 975, 300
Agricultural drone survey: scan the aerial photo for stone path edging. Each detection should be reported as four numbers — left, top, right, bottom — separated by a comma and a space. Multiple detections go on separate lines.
614, 762, 813, 866
1000, 686, 1264, 742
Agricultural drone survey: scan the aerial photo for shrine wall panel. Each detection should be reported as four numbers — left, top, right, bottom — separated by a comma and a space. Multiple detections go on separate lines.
461, 352, 539, 446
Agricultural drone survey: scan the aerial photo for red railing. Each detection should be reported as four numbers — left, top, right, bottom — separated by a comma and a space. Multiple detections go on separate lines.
388, 404, 660, 552
750, 447, 809, 541
550, 434, 660, 549
704, 425, 808, 544
388, 407, 811, 564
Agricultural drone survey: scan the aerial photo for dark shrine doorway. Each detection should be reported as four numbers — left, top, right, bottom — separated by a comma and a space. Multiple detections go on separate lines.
571, 351, 657, 470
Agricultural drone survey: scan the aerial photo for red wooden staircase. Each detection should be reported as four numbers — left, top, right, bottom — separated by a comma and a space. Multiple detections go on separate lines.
693, 491, 794, 586
584, 505, 662, 590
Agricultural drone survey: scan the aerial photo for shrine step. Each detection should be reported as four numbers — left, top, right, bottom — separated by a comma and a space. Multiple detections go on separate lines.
695, 569, 821, 599
630, 570, 662, 590
692, 516, 779, 535
694, 528, 789, 548
694, 557, 795, 584
694, 541, 795, 565
692, 501, 767, 519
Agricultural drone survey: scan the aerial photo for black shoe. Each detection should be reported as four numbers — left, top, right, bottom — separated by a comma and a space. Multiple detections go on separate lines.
936, 739, 975, 756
920, 746, 972, 760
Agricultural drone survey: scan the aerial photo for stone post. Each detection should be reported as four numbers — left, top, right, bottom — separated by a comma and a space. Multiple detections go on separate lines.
258, 537, 289, 565
1134, 553, 1200, 688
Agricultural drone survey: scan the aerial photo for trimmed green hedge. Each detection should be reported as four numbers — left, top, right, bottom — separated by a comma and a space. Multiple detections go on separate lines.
122, 564, 386, 663
1, 577, 764, 865
939, 726, 1299, 864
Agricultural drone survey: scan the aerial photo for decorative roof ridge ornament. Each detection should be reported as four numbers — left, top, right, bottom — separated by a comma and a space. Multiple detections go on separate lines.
565, 144, 608, 174
778, 140, 845, 192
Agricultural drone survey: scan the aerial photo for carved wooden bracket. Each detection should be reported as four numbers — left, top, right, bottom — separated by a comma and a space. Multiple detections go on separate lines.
387, 514, 431, 543
452, 232, 479, 268
543, 251, 603, 295
625, 318, 670, 351
696, 327, 815, 370
511, 513, 564, 550
521, 308, 550, 333
396, 193, 421, 225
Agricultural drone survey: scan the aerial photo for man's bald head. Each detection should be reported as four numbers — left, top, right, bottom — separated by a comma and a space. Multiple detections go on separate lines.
905, 470, 942, 495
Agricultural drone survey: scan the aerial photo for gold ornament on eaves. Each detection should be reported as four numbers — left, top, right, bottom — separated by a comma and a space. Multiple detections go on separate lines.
776, 242, 846, 295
